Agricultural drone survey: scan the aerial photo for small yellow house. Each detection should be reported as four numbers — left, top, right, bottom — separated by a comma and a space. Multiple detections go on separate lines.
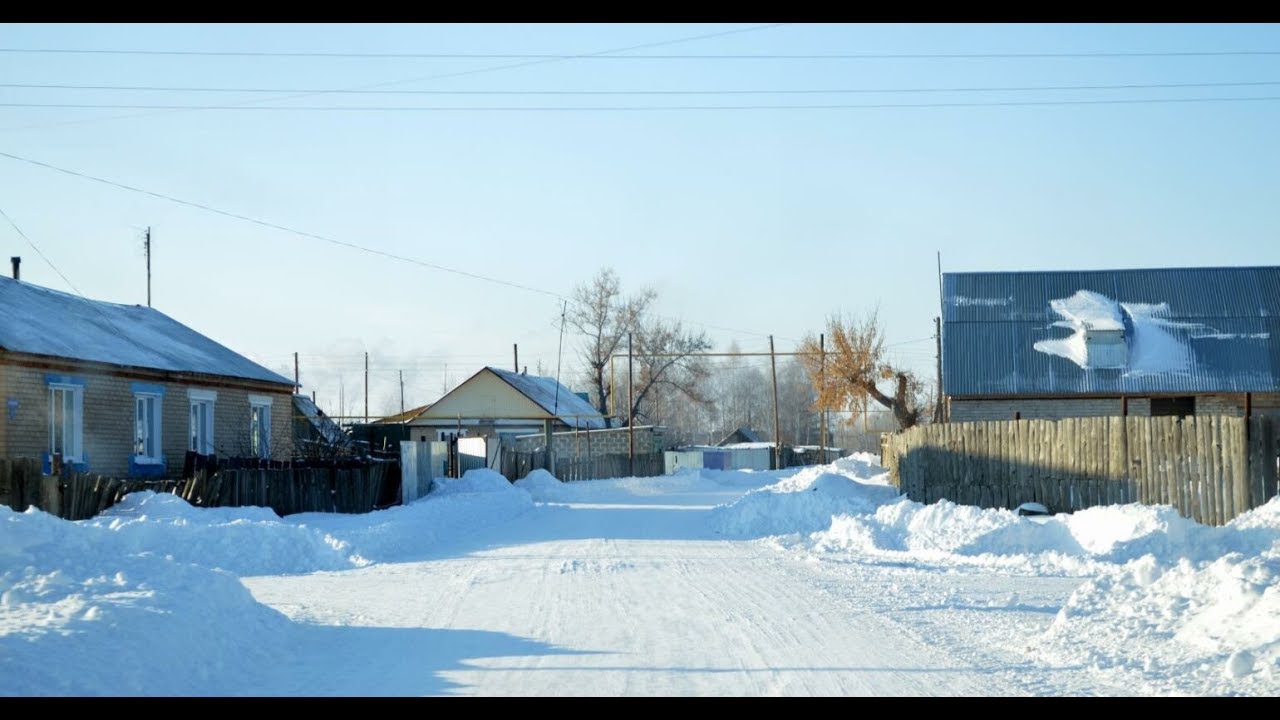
404, 366, 604, 445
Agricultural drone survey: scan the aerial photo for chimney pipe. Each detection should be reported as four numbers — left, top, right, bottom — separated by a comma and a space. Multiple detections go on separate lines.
9, 257, 18, 280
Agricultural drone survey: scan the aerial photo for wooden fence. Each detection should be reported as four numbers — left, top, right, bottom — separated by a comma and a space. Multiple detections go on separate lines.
881, 416, 1279, 526
0, 457, 394, 521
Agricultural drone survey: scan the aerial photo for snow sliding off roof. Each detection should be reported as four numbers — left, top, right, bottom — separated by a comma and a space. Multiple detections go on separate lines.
0, 276, 293, 386
942, 266, 1280, 396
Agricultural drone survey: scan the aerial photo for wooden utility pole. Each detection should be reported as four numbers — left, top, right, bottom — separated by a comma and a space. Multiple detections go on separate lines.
513, 344, 519, 373
627, 332, 635, 475
819, 333, 827, 457
934, 316, 943, 423
293, 352, 299, 394
363, 352, 369, 423
144, 227, 152, 307
399, 370, 405, 414
770, 335, 781, 470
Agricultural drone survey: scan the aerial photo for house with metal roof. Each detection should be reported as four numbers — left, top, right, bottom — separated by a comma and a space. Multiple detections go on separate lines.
404, 366, 605, 445
0, 269, 296, 477
941, 266, 1280, 422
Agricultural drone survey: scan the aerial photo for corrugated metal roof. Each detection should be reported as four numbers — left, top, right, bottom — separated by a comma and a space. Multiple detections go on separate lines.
943, 266, 1280, 396
488, 367, 606, 429
0, 276, 293, 386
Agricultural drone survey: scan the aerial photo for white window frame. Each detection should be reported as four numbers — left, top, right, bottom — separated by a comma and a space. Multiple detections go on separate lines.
133, 390, 164, 463
188, 389, 217, 456
248, 394, 272, 459
48, 383, 84, 463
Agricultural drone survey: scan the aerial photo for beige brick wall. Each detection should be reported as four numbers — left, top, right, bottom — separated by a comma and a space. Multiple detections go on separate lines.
1, 359, 293, 477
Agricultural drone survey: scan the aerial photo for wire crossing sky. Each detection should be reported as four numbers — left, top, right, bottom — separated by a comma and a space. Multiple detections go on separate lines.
1, 22, 1277, 416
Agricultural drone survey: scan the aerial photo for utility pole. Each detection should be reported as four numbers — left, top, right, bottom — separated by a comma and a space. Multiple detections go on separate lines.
819, 333, 827, 457
627, 332, 634, 476
363, 352, 369, 423
144, 227, 152, 307
293, 352, 299, 394
934, 317, 944, 423
399, 370, 405, 414
769, 335, 781, 470
513, 344, 519, 373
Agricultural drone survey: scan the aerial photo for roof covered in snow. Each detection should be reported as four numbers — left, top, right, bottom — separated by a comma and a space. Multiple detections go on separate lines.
0, 276, 293, 386
943, 266, 1280, 396
488, 367, 606, 429
717, 427, 764, 446
292, 395, 350, 447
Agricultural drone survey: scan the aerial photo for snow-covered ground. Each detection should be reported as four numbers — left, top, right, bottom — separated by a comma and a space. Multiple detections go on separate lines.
2, 457, 1276, 696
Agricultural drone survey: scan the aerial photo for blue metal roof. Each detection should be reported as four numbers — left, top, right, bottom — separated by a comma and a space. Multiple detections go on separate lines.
0, 276, 294, 386
942, 266, 1280, 396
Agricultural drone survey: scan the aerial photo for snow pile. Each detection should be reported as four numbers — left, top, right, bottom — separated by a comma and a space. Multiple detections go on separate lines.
0, 505, 295, 695
429, 468, 518, 496
1030, 501, 1280, 692
1123, 302, 1192, 376
296, 471, 534, 563
711, 466, 899, 538
87, 492, 360, 576
514, 469, 564, 499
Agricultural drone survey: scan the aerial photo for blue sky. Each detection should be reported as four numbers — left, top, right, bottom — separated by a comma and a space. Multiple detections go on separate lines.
1, 23, 1277, 417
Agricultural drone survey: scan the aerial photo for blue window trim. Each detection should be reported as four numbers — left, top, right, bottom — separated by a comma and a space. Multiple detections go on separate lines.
128, 456, 167, 478
44, 373, 86, 387
130, 381, 166, 396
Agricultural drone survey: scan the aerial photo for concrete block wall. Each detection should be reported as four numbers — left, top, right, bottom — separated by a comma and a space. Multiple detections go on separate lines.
1, 360, 293, 477
513, 426, 664, 458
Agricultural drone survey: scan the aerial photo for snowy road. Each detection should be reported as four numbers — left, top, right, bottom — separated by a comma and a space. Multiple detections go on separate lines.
245, 478, 1057, 696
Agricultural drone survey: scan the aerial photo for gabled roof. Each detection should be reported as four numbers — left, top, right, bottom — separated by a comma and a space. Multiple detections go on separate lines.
942, 266, 1280, 396
487, 367, 606, 429
717, 427, 763, 446
0, 276, 293, 386
374, 404, 431, 425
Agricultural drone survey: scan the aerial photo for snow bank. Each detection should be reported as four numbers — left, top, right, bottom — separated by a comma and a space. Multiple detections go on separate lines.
88, 492, 359, 576
429, 468, 519, 496
711, 466, 899, 538
0, 506, 295, 695
514, 469, 563, 500
290, 480, 534, 564
1038, 541, 1280, 693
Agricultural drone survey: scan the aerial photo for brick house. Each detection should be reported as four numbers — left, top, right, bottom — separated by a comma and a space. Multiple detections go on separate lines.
0, 273, 295, 477
942, 266, 1280, 422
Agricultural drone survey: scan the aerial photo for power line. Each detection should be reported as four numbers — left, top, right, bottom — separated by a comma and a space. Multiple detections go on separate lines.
0, 149, 791, 343
0, 149, 562, 299
2, 48, 1278, 59
8, 79, 1280, 95
0, 24, 786, 134
5, 95, 1279, 111
0, 204, 129, 337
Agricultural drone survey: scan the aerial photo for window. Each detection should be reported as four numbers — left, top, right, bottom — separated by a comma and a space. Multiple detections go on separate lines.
249, 395, 272, 458
131, 383, 164, 463
1151, 396, 1196, 417
48, 382, 84, 462
189, 389, 217, 455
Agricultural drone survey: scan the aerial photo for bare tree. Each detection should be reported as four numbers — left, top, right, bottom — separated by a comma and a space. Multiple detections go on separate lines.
566, 268, 655, 425
798, 310, 924, 431
628, 316, 713, 426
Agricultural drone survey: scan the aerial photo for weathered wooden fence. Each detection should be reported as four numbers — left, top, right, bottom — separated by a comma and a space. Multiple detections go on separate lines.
554, 452, 664, 482
0, 457, 394, 521
881, 416, 1279, 525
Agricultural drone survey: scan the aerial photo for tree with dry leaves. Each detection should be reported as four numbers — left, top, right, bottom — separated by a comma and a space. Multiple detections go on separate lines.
797, 311, 924, 431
